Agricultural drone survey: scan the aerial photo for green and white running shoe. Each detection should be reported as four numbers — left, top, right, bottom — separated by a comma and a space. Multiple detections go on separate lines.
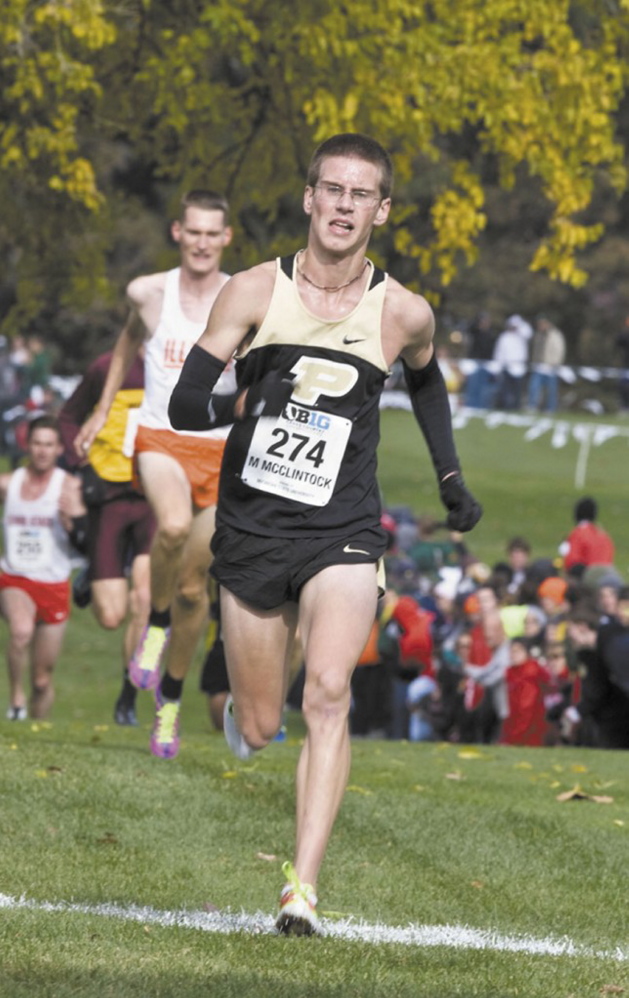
276, 861, 321, 937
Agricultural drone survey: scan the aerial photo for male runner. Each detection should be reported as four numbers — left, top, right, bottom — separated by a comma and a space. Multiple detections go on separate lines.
169, 134, 482, 933
0, 416, 84, 719
75, 190, 234, 758
59, 350, 155, 726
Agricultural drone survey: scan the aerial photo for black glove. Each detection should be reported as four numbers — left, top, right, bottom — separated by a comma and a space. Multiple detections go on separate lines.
439, 474, 482, 532
244, 371, 295, 418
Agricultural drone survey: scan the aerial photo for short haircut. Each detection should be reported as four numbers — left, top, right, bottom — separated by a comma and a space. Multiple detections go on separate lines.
27, 415, 60, 441
575, 496, 597, 522
568, 601, 600, 629
507, 536, 530, 554
306, 133, 394, 199
179, 189, 230, 225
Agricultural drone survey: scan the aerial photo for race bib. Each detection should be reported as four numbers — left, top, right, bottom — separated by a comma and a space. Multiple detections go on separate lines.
6, 525, 54, 573
241, 404, 351, 507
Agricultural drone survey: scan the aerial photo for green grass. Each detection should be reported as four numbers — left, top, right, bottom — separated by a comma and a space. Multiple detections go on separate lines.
2, 411, 629, 996
2, 630, 629, 997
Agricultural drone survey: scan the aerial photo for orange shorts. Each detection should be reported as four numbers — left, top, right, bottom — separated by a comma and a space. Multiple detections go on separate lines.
134, 425, 228, 509
0, 573, 70, 625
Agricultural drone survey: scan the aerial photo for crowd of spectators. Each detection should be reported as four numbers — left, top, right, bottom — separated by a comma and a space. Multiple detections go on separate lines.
349, 496, 628, 750
0, 334, 57, 467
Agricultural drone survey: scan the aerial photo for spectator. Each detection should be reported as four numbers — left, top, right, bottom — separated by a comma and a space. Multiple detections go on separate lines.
537, 575, 571, 645
460, 586, 509, 742
564, 596, 629, 749
523, 604, 547, 657
594, 571, 623, 623
406, 670, 441, 742
526, 315, 566, 413
543, 640, 579, 745
0, 336, 19, 412
350, 613, 391, 739
505, 536, 531, 598
436, 345, 463, 411
24, 334, 52, 395
408, 515, 464, 578
464, 311, 496, 410
379, 593, 436, 739
499, 637, 551, 746
614, 314, 629, 414
559, 496, 615, 573
437, 628, 473, 742
9, 335, 31, 400
493, 314, 532, 412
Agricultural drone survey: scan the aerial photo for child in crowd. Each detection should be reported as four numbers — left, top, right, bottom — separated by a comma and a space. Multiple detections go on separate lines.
499, 637, 551, 746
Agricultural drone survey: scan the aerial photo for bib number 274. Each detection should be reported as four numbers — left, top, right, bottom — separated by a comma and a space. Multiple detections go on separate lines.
241, 411, 352, 507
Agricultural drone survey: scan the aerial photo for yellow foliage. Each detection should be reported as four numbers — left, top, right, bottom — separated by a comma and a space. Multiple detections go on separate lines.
2, 0, 629, 324
2, 0, 115, 211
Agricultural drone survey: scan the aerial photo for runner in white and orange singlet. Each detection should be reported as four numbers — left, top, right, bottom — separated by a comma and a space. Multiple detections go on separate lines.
74, 191, 234, 759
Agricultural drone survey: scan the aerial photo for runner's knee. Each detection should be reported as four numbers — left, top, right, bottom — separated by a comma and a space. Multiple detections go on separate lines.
9, 623, 34, 650
154, 517, 191, 556
174, 575, 208, 612
128, 584, 151, 622
239, 708, 283, 750
302, 669, 351, 719
93, 603, 125, 630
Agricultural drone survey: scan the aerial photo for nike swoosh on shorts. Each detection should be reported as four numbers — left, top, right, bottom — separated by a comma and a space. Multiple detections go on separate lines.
343, 543, 370, 555
342, 336, 365, 344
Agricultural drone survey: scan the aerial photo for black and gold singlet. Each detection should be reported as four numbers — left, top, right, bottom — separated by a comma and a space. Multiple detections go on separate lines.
216, 254, 390, 540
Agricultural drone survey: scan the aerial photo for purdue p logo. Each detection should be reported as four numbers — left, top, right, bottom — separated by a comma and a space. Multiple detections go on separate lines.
290, 357, 358, 406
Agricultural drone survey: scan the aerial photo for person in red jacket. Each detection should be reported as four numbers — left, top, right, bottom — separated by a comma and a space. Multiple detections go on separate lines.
560, 497, 615, 572
499, 637, 551, 746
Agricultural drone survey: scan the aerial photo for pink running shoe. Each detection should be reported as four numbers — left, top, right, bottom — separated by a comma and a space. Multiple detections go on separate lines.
129, 624, 170, 691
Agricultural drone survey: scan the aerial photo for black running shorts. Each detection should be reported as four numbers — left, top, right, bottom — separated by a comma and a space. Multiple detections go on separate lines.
211, 524, 387, 611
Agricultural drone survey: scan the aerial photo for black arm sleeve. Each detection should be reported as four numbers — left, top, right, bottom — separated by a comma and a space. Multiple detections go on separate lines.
402, 352, 460, 481
168, 345, 239, 431
68, 514, 89, 555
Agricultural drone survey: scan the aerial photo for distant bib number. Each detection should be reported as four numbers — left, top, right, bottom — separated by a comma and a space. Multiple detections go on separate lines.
6, 526, 53, 572
241, 406, 351, 506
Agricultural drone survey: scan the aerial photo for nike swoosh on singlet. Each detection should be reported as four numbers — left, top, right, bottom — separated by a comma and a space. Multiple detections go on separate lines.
342, 335, 366, 344
343, 543, 370, 555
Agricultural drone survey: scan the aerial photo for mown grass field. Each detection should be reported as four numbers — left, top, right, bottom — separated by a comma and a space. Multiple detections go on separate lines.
1, 409, 629, 998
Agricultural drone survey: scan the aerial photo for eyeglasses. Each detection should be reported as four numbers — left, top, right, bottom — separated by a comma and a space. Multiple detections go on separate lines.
312, 183, 382, 209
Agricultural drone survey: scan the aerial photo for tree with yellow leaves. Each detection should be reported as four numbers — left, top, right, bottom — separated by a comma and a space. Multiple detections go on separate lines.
1, 0, 628, 344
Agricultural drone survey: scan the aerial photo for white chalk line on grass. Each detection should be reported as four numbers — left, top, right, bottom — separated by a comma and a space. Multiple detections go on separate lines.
1, 892, 626, 962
